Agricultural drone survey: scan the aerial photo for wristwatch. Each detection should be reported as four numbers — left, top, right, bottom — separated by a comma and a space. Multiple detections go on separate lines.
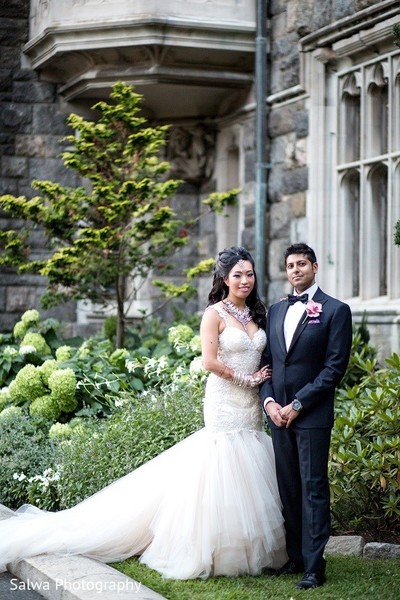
292, 399, 303, 411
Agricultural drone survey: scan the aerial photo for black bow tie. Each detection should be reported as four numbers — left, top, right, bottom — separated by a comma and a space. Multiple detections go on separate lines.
288, 293, 308, 305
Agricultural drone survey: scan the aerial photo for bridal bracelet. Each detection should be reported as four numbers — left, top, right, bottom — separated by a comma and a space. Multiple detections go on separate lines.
232, 371, 262, 388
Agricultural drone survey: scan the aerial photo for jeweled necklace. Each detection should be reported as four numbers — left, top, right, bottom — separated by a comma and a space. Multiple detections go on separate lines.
222, 299, 252, 328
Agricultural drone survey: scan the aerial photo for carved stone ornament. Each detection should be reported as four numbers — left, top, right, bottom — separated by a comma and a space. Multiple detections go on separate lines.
167, 125, 216, 184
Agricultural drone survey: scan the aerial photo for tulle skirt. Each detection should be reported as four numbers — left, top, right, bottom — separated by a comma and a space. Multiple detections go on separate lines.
0, 427, 287, 579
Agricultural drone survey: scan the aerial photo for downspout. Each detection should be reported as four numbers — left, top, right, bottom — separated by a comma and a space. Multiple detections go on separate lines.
255, 0, 268, 299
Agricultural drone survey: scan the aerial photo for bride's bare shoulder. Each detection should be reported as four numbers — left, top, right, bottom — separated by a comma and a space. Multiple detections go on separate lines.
201, 303, 226, 327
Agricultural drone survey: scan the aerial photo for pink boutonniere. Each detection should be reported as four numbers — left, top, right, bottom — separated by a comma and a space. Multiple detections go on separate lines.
302, 299, 323, 324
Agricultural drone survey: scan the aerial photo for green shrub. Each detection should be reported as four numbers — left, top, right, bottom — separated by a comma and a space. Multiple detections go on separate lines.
341, 316, 377, 388
55, 381, 204, 508
1, 309, 202, 420
61, 337, 145, 415
25, 467, 61, 511
0, 408, 55, 508
330, 353, 400, 534
58, 315, 202, 416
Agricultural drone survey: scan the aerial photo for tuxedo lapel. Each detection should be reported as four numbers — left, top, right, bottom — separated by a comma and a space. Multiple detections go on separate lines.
275, 300, 288, 355
287, 315, 308, 353
312, 288, 326, 304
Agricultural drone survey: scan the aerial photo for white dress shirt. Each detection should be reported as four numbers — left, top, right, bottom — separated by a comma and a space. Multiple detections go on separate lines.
283, 282, 318, 350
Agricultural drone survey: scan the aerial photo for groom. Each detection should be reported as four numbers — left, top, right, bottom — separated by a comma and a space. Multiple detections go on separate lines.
260, 243, 352, 590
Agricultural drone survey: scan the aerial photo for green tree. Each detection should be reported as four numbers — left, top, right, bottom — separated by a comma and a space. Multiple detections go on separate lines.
0, 82, 237, 347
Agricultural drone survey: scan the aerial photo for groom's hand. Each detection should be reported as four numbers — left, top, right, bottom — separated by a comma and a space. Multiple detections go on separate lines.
265, 402, 287, 427
280, 404, 300, 428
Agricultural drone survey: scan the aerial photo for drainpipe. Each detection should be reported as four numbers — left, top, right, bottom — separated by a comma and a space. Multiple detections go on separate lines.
255, 0, 268, 299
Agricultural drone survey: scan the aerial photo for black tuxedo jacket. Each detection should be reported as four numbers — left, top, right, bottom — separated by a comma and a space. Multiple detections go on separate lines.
260, 287, 352, 429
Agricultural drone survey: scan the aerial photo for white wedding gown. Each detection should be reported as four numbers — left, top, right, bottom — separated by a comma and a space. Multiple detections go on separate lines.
0, 307, 287, 579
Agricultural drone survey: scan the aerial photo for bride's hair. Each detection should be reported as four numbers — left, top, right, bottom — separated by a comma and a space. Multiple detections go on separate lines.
207, 246, 266, 328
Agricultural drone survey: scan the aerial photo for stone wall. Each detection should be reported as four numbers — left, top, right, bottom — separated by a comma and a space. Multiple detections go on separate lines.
265, 0, 380, 303
0, 0, 78, 332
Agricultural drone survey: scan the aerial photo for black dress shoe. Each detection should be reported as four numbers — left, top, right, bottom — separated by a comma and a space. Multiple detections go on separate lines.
295, 572, 326, 589
272, 559, 304, 576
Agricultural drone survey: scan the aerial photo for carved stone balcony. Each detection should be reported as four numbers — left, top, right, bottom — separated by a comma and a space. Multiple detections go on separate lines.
25, 0, 256, 120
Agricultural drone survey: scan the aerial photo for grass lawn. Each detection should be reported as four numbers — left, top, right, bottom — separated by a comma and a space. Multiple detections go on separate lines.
113, 555, 400, 599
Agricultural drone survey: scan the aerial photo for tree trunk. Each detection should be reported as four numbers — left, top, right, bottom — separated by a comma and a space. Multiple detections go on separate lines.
115, 274, 126, 348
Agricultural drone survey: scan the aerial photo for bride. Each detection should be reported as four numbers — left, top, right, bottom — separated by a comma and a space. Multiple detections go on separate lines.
0, 246, 287, 579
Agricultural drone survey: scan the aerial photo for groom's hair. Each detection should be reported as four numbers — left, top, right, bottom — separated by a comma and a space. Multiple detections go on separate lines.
284, 243, 317, 265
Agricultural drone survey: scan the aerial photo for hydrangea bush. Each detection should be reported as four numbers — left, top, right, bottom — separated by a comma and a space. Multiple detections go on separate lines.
0, 311, 203, 422
0, 310, 205, 509
0, 310, 75, 412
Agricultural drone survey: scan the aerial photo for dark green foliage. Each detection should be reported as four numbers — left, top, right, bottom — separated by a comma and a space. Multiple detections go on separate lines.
0, 409, 54, 508
330, 353, 400, 535
0, 334, 25, 388
341, 315, 377, 389
59, 337, 145, 416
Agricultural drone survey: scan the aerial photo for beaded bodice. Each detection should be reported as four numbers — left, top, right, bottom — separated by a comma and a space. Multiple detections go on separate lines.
203, 305, 266, 434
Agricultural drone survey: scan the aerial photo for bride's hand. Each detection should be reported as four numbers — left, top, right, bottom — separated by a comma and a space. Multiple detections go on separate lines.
253, 365, 272, 383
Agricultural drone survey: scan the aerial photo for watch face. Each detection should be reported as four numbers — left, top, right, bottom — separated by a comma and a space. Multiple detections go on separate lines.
292, 400, 302, 411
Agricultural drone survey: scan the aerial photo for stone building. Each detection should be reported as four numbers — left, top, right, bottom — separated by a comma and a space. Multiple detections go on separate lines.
1, 0, 400, 357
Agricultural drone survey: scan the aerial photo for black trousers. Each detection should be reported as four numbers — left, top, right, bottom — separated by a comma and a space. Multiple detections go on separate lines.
270, 425, 331, 574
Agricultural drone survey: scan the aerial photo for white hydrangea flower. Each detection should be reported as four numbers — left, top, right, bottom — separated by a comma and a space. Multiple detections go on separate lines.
189, 356, 206, 376
19, 344, 37, 355
3, 346, 18, 357
189, 335, 202, 354
168, 324, 194, 349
